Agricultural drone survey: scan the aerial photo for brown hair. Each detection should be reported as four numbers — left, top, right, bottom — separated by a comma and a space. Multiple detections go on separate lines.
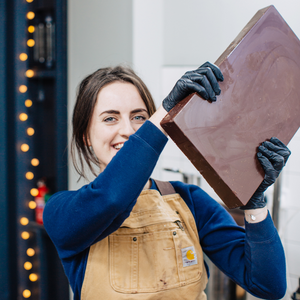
71, 65, 156, 180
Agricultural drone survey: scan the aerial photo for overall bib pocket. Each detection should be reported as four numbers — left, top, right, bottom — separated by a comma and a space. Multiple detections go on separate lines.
109, 220, 203, 293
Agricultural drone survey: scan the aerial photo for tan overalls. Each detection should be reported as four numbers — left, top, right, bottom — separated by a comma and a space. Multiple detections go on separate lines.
81, 181, 208, 299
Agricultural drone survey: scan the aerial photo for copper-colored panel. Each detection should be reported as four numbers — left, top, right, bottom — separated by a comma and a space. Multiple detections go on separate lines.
161, 5, 300, 208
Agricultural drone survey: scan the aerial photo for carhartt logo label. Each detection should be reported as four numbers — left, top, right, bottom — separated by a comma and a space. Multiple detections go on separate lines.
181, 246, 198, 267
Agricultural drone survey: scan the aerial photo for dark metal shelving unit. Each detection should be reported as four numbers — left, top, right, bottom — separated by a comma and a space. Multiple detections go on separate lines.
0, 0, 69, 299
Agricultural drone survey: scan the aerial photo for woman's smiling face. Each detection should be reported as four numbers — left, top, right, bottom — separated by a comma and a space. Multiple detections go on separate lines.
88, 81, 149, 171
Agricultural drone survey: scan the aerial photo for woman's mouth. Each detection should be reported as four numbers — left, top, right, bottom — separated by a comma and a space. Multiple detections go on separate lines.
113, 143, 124, 150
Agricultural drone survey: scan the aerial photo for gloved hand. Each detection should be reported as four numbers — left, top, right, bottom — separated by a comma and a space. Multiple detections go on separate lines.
241, 137, 291, 210
162, 62, 224, 112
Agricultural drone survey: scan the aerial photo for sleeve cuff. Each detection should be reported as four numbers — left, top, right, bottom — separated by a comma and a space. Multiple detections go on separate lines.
245, 211, 277, 242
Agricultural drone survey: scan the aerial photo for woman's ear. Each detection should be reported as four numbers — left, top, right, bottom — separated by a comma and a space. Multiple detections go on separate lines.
83, 134, 91, 147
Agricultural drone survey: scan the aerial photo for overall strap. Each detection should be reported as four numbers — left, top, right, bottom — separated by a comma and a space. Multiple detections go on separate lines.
153, 179, 176, 196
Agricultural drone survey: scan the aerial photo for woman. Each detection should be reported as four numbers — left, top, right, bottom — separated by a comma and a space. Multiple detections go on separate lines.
43, 62, 290, 300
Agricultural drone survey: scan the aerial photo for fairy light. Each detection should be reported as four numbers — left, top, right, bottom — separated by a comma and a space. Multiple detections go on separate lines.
26, 248, 35, 257
29, 273, 38, 282
30, 188, 38, 197
22, 4, 41, 297
20, 217, 29, 226
21, 231, 30, 240
26, 0, 34, 2
21, 144, 29, 152
25, 99, 32, 107
27, 128, 35, 136
26, 12, 35, 20
19, 53, 28, 61
19, 85, 28, 93
28, 201, 36, 209
28, 25, 35, 33
27, 39, 35, 47
25, 172, 34, 180
25, 69, 34, 78
23, 290, 31, 298
24, 262, 32, 270
31, 158, 39, 166
19, 113, 28, 121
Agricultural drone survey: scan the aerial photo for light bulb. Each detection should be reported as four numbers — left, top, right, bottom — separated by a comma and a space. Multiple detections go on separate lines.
28, 201, 36, 209
25, 172, 34, 180
26, 12, 35, 20
28, 25, 35, 33
19, 85, 28, 93
23, 289, 31, 298
20, 217, 29, 226
31, 158, 39, 166
24, 261, 32, 270
30, 188, 38, 197
26, 248, 35, 257
27, 39, 35, 47
19, 113, 28, 121
27, 128, 35, 136
29, 273, 38, 282
21, 231, 30, 240
21, 144, 29, 152
25, 99, 32, 107
19, 53, 28, 61
25, 70, 34, 78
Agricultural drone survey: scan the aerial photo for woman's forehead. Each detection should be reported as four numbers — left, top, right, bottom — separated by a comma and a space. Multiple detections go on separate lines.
94, 81, 146, 112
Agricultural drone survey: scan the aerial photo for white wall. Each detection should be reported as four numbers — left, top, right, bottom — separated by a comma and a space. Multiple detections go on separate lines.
68, 0, 133, 189
68, 1, 300, 298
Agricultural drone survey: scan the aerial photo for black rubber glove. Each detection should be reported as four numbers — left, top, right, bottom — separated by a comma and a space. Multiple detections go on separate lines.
162, 62, 224, 112
241, 137, 291, 210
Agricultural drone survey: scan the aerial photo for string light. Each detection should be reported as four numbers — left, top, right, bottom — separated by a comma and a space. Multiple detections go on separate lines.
23, 290, 31, 298
21, 144, 29, 152
25, 69, 34, 78
29, 273, 38, 282
28, 201, 36, 209
25, 99, 32, 107
27, 39, 35, 47
27, 127, 35, 136
19, 85, 28, 93
28, 25, 35, 33
26, 0, 34, 2
20, 217, 29, 226
24, 262, 32, 270
19, 113, 28, 121
26, 12, 35, 20
25, 172, 34, 180
26, 248, 35, 257
23, 4, 40, 297
19, 53, 28, 61
30, 188, 38, 197
21, 231, 30, 240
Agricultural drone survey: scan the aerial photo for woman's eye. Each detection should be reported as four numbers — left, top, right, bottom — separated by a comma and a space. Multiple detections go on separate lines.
133, 115, 146, 121
104, 117, 116, 122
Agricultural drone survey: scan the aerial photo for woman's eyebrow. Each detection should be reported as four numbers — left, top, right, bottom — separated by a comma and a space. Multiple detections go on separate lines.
99, 110, 120, 116
131, 109, 149, 114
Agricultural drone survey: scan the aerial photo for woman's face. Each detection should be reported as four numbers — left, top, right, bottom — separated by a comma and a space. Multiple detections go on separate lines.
88, 81, 149, 171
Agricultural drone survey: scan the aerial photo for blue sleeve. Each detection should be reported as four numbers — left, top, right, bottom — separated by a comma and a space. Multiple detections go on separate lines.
171, 182, 286, 300
43, 121, 168, 259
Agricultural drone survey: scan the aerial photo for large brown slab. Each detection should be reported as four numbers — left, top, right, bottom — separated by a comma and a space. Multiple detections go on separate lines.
161, 5, 300, 208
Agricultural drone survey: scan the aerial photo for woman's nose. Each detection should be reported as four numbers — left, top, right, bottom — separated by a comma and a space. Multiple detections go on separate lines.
119, 119, 135, 137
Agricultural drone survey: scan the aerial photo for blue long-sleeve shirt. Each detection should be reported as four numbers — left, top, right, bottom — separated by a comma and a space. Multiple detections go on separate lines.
43, 120, 286, 300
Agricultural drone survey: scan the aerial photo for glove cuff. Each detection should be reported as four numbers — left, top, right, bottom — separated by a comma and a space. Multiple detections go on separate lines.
240, 194, 266, 210
162, 98, 173, 112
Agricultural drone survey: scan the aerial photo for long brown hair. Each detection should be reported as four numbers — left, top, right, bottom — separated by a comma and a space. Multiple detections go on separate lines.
71, 65, 156, 180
